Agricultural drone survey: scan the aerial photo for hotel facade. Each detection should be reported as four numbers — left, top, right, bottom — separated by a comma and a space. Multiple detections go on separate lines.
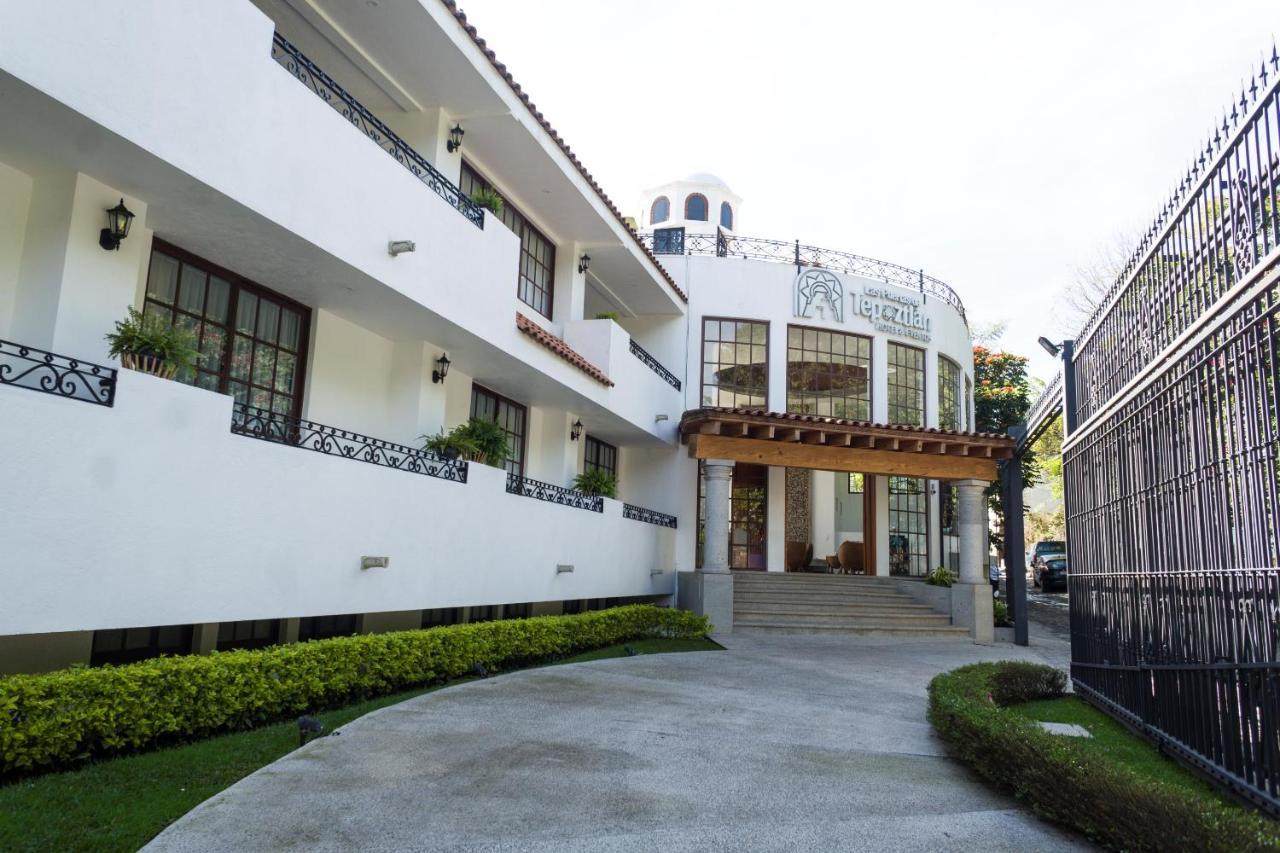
0, 0, 1012, 674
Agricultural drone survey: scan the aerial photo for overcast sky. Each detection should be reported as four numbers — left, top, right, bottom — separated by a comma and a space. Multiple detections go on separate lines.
457, 0, 1276, 383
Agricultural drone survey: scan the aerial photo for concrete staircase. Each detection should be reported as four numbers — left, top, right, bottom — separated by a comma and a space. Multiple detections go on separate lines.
732, 572, 968, 636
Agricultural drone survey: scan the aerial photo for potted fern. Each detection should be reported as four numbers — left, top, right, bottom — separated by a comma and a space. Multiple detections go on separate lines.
470, 188, 504, 215
105, 306, 202, 380
573, 468, 618, 499
422, 417, 510, 467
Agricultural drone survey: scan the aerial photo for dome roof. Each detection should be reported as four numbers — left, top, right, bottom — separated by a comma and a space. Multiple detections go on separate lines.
682, 172, 728, 187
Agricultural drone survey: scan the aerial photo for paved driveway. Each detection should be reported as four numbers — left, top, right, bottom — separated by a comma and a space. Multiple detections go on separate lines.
148, 634, 1088, 852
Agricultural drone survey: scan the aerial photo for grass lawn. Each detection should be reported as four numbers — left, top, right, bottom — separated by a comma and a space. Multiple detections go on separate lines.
0, 636, 720, 853
1008, 695, 1231, 803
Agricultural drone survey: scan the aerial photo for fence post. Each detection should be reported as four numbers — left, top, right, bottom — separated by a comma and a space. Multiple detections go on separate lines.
919, 269, 927, 303
1060, 339, 1077, 437
1002, 427, 1029, 647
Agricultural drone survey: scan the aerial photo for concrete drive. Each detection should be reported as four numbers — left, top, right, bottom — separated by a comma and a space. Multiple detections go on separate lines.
148, 635, 1089, 852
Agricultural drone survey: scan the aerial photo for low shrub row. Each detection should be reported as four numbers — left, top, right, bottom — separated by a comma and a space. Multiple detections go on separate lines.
0, 605, 709, 775
927, 662, 1279, 852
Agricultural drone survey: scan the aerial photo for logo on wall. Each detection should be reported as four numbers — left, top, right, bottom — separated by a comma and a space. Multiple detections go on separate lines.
794, 269, 844, 322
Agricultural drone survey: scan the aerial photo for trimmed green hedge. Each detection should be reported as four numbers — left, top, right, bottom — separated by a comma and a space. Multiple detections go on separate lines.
1, 605, 708, 775
928, 662, 1280, 852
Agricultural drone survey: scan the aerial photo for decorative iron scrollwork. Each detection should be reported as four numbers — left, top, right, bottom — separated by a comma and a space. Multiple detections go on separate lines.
505, 473, 603, 512
270, 33, 484, 229
623, 503, 677, 528
0, 339, 116, 406
629, 339, 681, 390
231, 403, 467, 483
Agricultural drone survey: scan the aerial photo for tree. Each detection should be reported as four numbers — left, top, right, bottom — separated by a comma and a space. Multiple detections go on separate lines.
1057, 231, 1136, 335
973, 345, 1039, 553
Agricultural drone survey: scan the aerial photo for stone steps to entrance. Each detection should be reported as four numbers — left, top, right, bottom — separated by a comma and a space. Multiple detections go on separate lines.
731, 598, 937, 613
734, 610, 952, 627
730, 572, 961, 637
732, 620, 970, 636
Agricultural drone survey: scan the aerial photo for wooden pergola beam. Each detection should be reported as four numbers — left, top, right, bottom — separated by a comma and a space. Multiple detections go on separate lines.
687, 434, 999, 481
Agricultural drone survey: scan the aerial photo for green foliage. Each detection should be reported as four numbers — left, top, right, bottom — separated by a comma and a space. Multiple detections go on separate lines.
470, 188, 504, 215
0, 605, 709, 775
422, 418, 510, 466
104, 306, 202, 376
573, 468, 618, 498
593, 311, 621, 321
992, 599, 1011, 627
987, 660, 1064, 704
928, 663, 1280, 851
973, 344, 1040, 549
925, 566, 955, 588
421, 428, 477, 461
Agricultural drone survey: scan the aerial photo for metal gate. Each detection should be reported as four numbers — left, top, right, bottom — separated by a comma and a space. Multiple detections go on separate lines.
1022, 50, 1280, 815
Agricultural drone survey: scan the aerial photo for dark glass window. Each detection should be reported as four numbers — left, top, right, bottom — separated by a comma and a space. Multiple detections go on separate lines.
848, 472, 865, 494
422, 607, 463, 628
966, 375, 974, 430
470, 385, 528, 477
503, 603, 532, 619
720, 202, 733, 229
697, 462, 768, 570
144, 242, 309, 418
469, 605, 499, 623
887, 342, 926, 426
786, 325, 872, 420
652, 227, 685, 255
939, 482, 959, 571
938, 356, 961, 431
702, 318, 768, 407
583, 435, 617, 480
651, 196, 670, 224
298, 614, 358, 642
216, 619, 280, 652
460, 162, 556, 319
685, 193, 709, 221
889, 477, 929, 576
562, 599, 584, 615
90, 624, 193, 666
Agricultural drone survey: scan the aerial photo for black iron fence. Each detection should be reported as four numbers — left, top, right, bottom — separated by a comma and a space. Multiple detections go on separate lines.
639, 228, 967, 323
629, 338, 681, 390
505, 473, 603, 512
1059, 50, 1280, 816
0, 339, 116, 406
623, 503, 678, 528
231, 403, 468, 483
270, 33, 485, 229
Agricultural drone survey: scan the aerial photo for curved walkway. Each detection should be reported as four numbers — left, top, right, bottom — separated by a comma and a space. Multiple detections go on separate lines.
147, 634, 1088, 852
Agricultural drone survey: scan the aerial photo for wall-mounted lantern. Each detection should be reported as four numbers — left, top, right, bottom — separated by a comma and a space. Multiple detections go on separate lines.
432, 353, 452, 384
570, 418, 584, 441
578, 253, 591, 275
99, 199, 135, 251
447, 124, 465, 154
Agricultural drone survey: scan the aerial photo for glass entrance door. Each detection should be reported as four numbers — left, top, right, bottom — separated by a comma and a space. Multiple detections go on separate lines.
697, 462, 768, 570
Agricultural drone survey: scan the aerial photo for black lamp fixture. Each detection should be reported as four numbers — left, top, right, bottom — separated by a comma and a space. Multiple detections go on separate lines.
99, 199, 135, 251
577, 253, 591, 275
570, 418, 584, 441
1037, 336, 1062, 357
446, 124, 465, 154
432, 353, 452, 384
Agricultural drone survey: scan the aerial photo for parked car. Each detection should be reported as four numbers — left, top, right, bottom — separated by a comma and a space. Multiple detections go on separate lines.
1034, 553, 1068, 591
1030, 540, 1065, 571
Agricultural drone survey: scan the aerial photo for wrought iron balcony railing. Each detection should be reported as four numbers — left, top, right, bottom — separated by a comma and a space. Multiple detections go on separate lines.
640, 228, 967, 323
270, 33, 485, 229
623, 503, 677, 528
0, 339, 116, 406
231, 403, 467, 482
629, 339, 681, 390
505, 473, 603, 512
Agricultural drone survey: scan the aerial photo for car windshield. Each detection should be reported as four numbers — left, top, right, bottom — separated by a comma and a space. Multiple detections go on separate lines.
1047, 559, 1067, 569
1036, 542, 1065, 554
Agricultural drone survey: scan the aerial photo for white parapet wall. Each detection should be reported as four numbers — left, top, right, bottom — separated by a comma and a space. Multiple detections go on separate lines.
0, 370, 677, 637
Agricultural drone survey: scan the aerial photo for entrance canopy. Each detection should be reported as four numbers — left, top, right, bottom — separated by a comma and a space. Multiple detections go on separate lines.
680, 408, 1015, 481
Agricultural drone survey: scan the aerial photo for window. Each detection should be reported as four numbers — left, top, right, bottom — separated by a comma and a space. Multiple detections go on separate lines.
503, 602, 532, 619
720, 202, 733, 230
422, 608, 462, 628
786, 325, 872, 420
697, 462, 768, 569
468, 605, 499, 623
470, 385, 528, 477
938, 356, 961, 430
298, 614, 358, 642
459, 162, 556, 318
583, 435, 617, 480
651, 196, 670, 224
217, 619, 280, 652
701, 318, 768, 407
685, 193, 709, 221
144, 242, 309, 418
90, 624, 193, 667
562, 599, 584, 615
848, 472, 865, 493
887, 342, 926, 426
966, 375, 974, 430
938, 482, 959, 571
888, 477, 929, 576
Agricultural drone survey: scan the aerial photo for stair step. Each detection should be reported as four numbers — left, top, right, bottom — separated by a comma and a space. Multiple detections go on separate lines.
733, 614, 951, 628
733, 592, 914, 604
732, 621, 970, 637
731, 600, 937, 613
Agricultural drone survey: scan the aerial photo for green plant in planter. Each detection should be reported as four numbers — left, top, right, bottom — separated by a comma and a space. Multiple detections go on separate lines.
925, 565, 956, 587
105, 306, 201, 380
993, 599, 1011, 627
594, 311, 621, 322
421, 429, 477, 462
422, 418, 510, 466
470, 188, 504, 215
573, 468, 617, 498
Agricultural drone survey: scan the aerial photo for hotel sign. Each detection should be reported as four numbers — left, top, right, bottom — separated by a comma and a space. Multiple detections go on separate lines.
795, 270, 932, 343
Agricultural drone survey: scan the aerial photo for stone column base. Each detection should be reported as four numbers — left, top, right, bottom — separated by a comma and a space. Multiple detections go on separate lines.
950, 582, 994, 644
677, 570, 734, 634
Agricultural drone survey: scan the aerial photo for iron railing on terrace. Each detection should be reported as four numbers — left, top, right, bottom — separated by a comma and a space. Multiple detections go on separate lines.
623, 503, 677, 528
505, 473, 603, 512
0, 339, 116, 407
270, 33, 485, 229
231, 403, 468, 483
1061, 48, 1280, 816
638, 228, 967, 323
629, 338, 681, 390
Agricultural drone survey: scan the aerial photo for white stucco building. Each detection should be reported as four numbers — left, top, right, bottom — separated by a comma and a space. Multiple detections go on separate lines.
0, 0, 1009, 673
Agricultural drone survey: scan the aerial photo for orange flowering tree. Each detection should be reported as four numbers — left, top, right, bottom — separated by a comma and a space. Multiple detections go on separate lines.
973, 345, 1040, 549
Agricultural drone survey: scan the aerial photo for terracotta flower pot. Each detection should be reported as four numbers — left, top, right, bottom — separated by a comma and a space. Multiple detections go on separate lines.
121, 352, 177, 380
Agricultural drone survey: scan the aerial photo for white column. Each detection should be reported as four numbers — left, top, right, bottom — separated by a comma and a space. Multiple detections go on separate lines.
956, 479, 988, 584
766, 466, 786, 572
701, 459, 735, 573
810, 470, 836, 560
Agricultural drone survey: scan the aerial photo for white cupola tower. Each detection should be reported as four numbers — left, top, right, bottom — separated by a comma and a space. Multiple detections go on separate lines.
639, 173, 742, 234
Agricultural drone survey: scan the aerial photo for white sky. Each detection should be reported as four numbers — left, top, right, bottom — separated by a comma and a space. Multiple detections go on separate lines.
456, 0, 1277, 383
